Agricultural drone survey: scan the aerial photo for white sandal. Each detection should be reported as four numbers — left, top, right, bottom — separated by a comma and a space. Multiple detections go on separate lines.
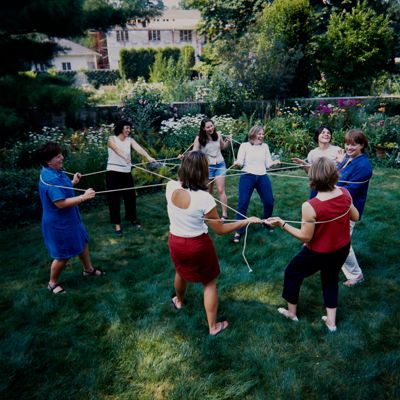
278, 307, 299, 322
322, 316, 337, 332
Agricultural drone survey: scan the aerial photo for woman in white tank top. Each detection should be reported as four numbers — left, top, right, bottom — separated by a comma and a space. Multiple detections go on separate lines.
292, 125, 342, 172
106, 120, 155, 235
192, 118, 232, 220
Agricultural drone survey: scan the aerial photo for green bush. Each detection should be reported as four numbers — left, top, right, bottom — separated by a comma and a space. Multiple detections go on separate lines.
120, 78, 170, 140
84, 70, 121, 89
159, 113, 246, 165
119, 47, 182, 81
206, 69, 248, 116
0, 169, 41, 228
318, 2, 394, 95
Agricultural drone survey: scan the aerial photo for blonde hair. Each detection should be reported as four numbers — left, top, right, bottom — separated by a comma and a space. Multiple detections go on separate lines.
248, 125, 264, 144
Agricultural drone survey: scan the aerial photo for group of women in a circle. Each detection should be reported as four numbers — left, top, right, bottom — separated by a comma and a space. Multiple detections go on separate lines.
38, 117, 372, 336
167, 119, 372, 334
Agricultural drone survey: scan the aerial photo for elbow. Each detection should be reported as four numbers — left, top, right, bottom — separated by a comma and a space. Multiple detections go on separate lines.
302, 234, 313, 243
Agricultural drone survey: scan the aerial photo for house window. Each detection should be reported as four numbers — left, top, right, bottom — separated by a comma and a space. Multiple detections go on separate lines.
148, 30, 161, 41
180, 30, 192, 42
116, 30, 129, 42
62, 62, 71, 71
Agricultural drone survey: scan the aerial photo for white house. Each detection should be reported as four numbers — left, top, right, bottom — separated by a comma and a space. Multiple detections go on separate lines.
106, 9, 202, 70
52, 39, 100, 71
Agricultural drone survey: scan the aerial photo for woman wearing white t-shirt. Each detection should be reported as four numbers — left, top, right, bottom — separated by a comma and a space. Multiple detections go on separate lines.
106, 120, 155, 235
292, 125, 341, 172
166, 151, 261, 336
232, 125, 280, 243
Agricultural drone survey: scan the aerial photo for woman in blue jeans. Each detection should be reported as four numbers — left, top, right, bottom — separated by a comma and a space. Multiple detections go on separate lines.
232, 125, 280, 243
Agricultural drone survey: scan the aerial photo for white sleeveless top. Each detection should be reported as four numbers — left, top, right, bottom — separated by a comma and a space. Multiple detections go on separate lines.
166, 180, 216, 237
107, 136, 131, 173
307, 145, 341, 164
201, 134, 224, 165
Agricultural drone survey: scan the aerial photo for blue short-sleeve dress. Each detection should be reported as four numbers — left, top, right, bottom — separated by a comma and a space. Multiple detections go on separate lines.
39, 167, 89, 259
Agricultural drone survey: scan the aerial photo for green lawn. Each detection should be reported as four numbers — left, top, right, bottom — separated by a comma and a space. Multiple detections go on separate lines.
0, 168, 399, 399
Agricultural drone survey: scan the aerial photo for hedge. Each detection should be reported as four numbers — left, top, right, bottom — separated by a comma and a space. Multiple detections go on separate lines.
84, 70, 121, 88
119, 47, 182, 81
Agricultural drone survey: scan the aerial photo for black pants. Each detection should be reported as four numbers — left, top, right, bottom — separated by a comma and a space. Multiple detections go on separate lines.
106, 171, 136, 225
282, 243, 351, 308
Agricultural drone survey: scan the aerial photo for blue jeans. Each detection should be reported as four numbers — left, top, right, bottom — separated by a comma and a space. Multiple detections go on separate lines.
236, 173, 274, 234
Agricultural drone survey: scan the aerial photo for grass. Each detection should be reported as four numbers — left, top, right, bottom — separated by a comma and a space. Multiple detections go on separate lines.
0, 167, 399, 399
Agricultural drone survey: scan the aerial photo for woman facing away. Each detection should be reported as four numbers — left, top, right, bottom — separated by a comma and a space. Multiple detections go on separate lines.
192, 118, 231, 220
38, 142, 105, 294
266, 157, 359, 332
106, 120, 156, 235
292, 125, 342, 172
232, 125, 280, 243
166, 151, 261, 336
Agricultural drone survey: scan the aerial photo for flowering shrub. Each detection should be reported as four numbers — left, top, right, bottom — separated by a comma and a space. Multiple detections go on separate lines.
205, 70, 249, 116
159, 114, 244, 151
120, 78, 170, 138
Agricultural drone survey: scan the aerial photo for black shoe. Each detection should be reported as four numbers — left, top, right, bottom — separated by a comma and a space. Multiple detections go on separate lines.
115, 228, 123, 236
131, 221, 141, 229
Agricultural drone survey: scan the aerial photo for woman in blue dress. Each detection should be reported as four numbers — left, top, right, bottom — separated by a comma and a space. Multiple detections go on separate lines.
38, 142, 105, 294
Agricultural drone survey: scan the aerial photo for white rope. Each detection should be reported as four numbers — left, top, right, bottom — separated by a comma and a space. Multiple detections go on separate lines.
280, 206, 352, 226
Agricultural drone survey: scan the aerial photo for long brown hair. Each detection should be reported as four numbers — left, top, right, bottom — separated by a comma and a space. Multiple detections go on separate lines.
178, 151, 209, 191
309, 157, 338, 192
198, 118, 218, 147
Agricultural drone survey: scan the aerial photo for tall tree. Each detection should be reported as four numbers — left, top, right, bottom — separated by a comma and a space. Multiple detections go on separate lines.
0, 0, 162, 144
185, 0, 272, 41
317, 1, 394, 95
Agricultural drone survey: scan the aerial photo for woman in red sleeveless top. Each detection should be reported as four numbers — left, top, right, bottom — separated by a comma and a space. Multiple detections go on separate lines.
266, 157, 359, 332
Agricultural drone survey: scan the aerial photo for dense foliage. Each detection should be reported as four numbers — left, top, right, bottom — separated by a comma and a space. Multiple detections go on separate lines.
0, 0, 162, 145
317, 2, 394, 95
120, 47, 182, 81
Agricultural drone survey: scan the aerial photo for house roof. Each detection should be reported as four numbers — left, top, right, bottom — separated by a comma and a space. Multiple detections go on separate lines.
55, 39, 100, 57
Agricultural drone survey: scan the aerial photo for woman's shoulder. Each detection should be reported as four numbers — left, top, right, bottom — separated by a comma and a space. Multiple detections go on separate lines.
167, 180, 181, 190
41, 167, 63, 183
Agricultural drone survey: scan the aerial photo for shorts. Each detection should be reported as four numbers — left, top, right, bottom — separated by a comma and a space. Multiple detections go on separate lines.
209, 161, 226, 179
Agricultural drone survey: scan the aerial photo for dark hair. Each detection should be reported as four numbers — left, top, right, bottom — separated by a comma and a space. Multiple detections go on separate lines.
309, 157, 338, 192
314, 125, 333, 143
37, 142, 62, 166
178, 151, 209, 191
114, 120, 132, 136
345, 129, 368, 152
198, 118, 218, 147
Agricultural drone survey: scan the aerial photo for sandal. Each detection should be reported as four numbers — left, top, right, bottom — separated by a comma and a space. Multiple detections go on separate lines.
83, 268, 106, 277
48, 283, 66, 294
232, 233, 241, 244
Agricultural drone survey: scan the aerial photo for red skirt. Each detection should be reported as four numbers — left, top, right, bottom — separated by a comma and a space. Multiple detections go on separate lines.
168, 233, 220, 284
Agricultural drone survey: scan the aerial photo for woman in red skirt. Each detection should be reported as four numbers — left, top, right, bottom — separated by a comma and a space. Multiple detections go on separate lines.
166, 151, 261, 336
